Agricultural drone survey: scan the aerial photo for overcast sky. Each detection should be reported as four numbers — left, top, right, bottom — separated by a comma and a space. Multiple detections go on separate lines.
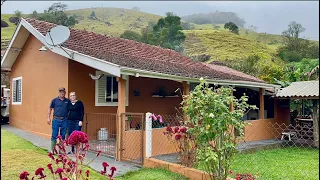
2, 1, 319, 40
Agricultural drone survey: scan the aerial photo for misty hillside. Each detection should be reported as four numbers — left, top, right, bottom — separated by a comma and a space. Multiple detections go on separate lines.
181, 11, 246, 27
0, 7, 316, 67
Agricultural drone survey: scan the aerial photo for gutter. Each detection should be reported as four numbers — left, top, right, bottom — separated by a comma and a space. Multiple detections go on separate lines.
120, 67, 281, 90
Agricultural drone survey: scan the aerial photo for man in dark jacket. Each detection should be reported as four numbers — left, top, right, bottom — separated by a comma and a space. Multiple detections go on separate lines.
47, 87, 70, 153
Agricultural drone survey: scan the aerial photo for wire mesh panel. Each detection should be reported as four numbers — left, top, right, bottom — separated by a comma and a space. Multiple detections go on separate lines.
120, 113, 144, 165
230, 121, 319, 180
84, 113, 117, 157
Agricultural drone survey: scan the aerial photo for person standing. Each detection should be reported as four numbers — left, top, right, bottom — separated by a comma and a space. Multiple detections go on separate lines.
47, 87, 70, 154
67, 92, 84, 153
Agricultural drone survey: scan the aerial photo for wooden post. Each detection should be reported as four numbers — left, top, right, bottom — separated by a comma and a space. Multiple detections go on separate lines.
259, 88, 265, 120
312, 100, 319, 148
116, 76, 127, 161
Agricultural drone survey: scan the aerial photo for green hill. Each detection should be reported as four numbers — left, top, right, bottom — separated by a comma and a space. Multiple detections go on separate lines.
0, 7, 315, 70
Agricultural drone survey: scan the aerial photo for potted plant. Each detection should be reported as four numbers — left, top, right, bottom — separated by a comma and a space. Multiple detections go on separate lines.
125, 115, 133, 131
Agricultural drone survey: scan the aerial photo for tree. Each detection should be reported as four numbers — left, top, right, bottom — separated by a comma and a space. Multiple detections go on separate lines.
282, 21, 306, 53
148, 12, 186, 52
37, 3, 78, 27
31, 10, 38, 19
88, 11, 97, 20
120, 30, 142, 42
224, 22, 239, 35
182, 78, 256, 180
14, 10, 22, 18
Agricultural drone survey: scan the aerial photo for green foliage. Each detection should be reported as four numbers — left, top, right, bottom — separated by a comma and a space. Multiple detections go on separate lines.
14, 10, 22, 18
30, 10, 38, 19
182, 11, 246, 27
88, 11, 97, 20
120, 30, 142, 42
182, 79, 256, 180
37, 3, 78, 27
279, 21, 319, 61
181, 22, 195, 30
224, 22, 239, 35
147, 12, 186, 52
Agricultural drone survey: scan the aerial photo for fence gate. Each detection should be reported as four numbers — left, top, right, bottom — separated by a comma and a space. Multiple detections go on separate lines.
84, 113, 117, 158
120, 113, 144, 165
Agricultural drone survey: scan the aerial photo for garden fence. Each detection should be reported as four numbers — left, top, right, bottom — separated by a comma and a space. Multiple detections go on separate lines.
147, 116, 319, 180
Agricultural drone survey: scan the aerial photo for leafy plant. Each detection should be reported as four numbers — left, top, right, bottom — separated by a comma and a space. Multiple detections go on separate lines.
163, 122, 197, 167
19, 131, 116, 180
182, 78, 256, 180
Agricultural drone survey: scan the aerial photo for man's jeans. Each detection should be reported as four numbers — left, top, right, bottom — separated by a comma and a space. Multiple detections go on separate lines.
51, 118, 68, 142
68, 120, 82, 153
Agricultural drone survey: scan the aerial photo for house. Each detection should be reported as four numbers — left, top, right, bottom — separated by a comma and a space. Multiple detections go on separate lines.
1, 18, 289, 162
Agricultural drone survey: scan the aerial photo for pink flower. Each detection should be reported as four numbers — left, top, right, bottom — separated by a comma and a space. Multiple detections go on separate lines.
19, 171, 30, 180
102, 162, 109, 172
35, 168, 46, 179
166, 126, 172, 132
55, 168, 64, 179
68, 131, 89, 145
174, 127, 179, 133
229, 170, 233, 175
61, 178, 68, 180
150, 114, 157, 121
157, 115, 163, 123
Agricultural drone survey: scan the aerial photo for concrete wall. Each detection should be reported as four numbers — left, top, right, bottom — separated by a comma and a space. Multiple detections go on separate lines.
9, 35, 69, 139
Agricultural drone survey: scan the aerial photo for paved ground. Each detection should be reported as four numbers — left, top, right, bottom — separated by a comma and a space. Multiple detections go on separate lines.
1, 125, 141, 177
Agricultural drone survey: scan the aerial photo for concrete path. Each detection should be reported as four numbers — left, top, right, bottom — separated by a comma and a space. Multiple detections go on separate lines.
1, 125, 141, 177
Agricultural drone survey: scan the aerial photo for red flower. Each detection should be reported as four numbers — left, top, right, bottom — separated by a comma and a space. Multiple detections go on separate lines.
96, 150, 102, 157
82, 144, 90, 151
61, 178, 68, 180
102, 162, 109, 172
175, 134, 182, 140
108, 167, 117, 178
35, 168, 46, 179
229, 170, 233, 175
166, 126, 172, 132
86, 170, 90, 177
179, 127, 187, 133
47, 164, 53, 174
100, 170, 106, 175
19, 171, 30, 180
68, 131, 89, 145
55, 168, 64, 179
174, 127, 179, 133
48, 152, 54, 160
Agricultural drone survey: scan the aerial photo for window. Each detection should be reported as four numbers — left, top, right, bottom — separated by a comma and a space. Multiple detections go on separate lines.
12, 77, 22, 105
95, 71, 128, 106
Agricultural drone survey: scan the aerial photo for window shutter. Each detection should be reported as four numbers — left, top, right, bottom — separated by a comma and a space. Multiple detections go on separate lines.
17, 79, 22, 102
97, 76, 106, 103
12, 80, 17, 102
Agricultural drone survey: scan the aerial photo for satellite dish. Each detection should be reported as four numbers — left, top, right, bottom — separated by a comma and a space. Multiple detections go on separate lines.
45, 25, 70, 46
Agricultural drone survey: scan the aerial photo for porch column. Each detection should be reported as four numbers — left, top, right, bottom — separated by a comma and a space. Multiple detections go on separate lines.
274, 98, 278, 121
182, 81, 190, 121
259, 88, 265, 120
116, 76, 127, 161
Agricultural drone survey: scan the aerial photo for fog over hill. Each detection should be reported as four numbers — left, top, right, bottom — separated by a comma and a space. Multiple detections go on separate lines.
1, 1, 319, 40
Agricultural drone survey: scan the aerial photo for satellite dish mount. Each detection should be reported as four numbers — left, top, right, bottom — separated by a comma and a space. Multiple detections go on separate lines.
45, 25, 74, 59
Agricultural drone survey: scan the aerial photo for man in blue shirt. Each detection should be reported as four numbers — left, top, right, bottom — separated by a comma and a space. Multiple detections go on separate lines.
47, 87, 70, 153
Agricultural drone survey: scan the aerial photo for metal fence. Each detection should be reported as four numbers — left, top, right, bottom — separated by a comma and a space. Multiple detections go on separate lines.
84, 113, 117, 157
148, 117, 319, 180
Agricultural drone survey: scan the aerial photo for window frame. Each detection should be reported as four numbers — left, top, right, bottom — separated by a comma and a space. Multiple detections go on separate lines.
12, 76, 22, 105
95, 71, 129, 107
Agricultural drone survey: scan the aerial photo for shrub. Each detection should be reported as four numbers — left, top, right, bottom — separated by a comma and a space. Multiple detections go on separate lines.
182, 78, 256, 180
19, 131, 116, 180
1, 20, 9, 27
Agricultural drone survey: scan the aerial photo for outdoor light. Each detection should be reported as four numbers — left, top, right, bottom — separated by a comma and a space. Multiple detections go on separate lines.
39, 46, 47, 52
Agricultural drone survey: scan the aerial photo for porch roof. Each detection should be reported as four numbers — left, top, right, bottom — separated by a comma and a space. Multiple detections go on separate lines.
2, 18, 280, 89
275, 81, 319, 99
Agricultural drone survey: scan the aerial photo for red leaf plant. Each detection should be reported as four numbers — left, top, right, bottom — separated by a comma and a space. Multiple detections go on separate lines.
235, 173, 256, 180
19, 131, 117, 180
163, 121, 197, 167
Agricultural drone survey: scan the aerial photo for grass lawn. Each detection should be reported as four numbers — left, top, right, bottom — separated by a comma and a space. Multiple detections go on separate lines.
196, 147, 319, 180
1, 129, 187, 180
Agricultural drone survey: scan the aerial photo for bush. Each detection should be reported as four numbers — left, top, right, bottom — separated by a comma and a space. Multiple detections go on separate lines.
1, 20, 9, 27
283, 51, 302, 62
9, 16, 19, 24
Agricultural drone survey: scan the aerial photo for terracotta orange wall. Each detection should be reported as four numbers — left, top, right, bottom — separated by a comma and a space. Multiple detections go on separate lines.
151, 128, 178, 156
9, 35, 69, 139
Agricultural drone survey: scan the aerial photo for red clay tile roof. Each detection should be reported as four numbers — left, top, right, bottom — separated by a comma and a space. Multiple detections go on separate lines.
23, 18, 265, 83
